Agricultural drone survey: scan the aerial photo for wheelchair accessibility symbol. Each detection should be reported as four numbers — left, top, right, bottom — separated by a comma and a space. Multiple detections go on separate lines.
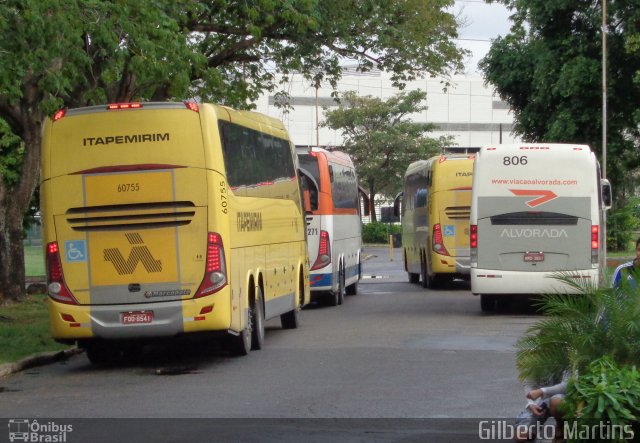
65, 240, 87, 262
443, 225, 455, 237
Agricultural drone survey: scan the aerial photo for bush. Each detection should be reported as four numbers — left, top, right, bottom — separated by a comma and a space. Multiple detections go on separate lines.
362, 222, 401, 244
563, 357, 640, 442
607, 196, 640, 252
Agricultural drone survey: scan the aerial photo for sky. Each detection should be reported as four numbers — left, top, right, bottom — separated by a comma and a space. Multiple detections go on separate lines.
450, 0, 513, 74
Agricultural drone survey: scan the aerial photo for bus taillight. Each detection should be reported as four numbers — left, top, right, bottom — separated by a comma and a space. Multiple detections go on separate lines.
432, 224, 450, 256
470, 224, 478, 265
591, 225, 599, 264
46, 242, 78, 305
195, 232, 228, 298
310, 230, 331, 270
470, 224, 478, 249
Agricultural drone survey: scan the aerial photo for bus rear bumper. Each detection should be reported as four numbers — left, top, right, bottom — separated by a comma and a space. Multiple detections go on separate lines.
471, 268, 598, 295
49, 295, 231, 340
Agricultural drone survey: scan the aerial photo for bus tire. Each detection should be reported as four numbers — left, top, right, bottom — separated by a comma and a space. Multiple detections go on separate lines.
281, 307, 299, 330
480, 294, 496, 312
229, 327, 251, 356
251, 288, 265, 350
281, 278, 303, 329
346, 281, 358, 295
408, 272, 420, 284
421, 253, 434, 289
337, 267, 346, 305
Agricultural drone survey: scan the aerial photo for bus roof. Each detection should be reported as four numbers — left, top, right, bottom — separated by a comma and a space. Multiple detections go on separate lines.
404, 153, 474, 178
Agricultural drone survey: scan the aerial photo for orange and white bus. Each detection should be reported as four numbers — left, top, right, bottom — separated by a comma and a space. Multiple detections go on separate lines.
297, 148, 368, 305
394, 154, 475, 287
40, 102, 314, 363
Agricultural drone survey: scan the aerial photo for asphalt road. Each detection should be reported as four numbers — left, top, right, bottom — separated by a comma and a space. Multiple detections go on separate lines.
0, 246, 544, 442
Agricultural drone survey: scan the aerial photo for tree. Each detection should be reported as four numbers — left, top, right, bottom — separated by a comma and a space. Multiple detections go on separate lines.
480, 0, 640, 204
322, 90, 450, 221
0, 0, 465, 303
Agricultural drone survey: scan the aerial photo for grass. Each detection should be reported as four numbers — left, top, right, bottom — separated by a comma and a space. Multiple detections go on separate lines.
24, 245, 45, 278
0, 294, 70, 364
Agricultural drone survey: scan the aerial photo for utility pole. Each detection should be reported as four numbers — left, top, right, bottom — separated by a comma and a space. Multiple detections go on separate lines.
314, 80, 320, 148
602, 0, 607, 180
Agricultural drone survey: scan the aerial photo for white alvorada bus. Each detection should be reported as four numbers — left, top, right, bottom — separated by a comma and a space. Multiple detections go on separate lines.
297, 147, 368, 306
470, 143, 612, 311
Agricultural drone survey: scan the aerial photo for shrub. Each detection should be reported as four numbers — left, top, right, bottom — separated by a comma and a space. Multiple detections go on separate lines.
607, 196, 640, 252
563, 357, 640, 442
362, 222, 401, 244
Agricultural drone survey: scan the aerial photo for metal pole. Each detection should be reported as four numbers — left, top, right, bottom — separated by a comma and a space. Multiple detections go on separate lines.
315, 83, 320, 148
602, 0, 608, 264
602, 0, 607, 180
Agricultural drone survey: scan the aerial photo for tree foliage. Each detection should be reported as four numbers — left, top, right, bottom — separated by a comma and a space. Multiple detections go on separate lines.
322, 90, 450, 221
480, 0, 640, 203
0, 0, 465, 303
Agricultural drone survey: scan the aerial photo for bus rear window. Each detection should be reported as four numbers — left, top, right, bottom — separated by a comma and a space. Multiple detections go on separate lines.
298, 154, 321, 185
490, 212, 579, 226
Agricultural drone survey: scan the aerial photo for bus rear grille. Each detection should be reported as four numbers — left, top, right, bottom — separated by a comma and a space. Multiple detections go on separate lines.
66, 201, 196, 231
490, 211, 579, 225
444, 206, 470, 219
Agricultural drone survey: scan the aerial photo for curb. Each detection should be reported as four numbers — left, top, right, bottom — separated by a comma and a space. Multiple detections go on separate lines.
0, 348, 83, 379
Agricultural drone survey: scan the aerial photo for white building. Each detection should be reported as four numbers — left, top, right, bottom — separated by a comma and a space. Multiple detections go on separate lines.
253, 67, 521, 149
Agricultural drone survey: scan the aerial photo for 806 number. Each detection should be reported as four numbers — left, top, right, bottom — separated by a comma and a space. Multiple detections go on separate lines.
503, 156, 528, 166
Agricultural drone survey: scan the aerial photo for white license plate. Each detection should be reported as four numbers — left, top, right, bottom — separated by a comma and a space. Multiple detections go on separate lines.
524, 252, 545, 262
121, 311, 153, 324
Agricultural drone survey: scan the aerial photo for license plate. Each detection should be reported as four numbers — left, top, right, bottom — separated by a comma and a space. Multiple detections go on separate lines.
121, 311, 153, 324
524, 252, 544, 262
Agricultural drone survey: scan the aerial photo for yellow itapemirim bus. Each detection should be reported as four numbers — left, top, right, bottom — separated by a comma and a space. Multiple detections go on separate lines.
40, 102, 313, 363
394, 153, 475, 288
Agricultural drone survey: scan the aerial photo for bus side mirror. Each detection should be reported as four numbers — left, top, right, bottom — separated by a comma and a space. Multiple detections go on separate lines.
358, 186, 370, 216
298, 167, 319, 213
601, 179, 612, 210
393, 192, 403, 217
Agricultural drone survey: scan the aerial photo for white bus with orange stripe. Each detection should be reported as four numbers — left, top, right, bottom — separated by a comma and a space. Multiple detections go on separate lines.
394, 154, 475, 288
470, 143, 612, 311
41, 102, 315, 363
297, 148, 368, 306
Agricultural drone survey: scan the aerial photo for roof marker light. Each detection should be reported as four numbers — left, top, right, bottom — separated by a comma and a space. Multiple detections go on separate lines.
184, 102, 199, 112
53, 109, 66, 121
107, 103, 142, 110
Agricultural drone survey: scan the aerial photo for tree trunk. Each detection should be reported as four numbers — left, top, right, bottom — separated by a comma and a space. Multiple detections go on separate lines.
0, 204, 27, 304
369, 192, 377, 223
0, 119, 42, 304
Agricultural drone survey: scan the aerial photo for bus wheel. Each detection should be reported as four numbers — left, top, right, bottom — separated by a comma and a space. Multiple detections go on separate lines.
408, 272, 420, 284
251, 288, 265, 350
84, 340, 122, 366
337, 268, 346, 305
480, 294, 496, 312
346, 281, 358, 295
281, 278, 302, 329
229, 328, 251, 356
420, 254, 433, 289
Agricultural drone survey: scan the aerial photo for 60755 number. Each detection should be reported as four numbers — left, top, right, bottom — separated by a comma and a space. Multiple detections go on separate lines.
117, 183, 140, 192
